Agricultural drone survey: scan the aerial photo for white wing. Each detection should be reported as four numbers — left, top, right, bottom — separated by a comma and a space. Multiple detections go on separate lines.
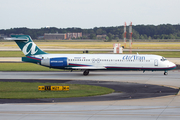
66, 66, 106, 70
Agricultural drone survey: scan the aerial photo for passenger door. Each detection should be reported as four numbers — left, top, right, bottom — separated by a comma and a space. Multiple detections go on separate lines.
154, 59, 158, 66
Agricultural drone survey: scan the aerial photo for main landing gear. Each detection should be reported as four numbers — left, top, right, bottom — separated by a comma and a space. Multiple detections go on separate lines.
83, 70, 89, 76
164, 71, 168, 75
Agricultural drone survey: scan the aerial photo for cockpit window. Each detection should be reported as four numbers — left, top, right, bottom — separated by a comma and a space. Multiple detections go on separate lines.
161, 57, 167, 61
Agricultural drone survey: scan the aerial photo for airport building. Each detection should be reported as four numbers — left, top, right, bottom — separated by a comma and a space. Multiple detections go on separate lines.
96, 35, 107, 39
66, 33, 82, 39
44, 33, 67, 40
44, 32, 82, 40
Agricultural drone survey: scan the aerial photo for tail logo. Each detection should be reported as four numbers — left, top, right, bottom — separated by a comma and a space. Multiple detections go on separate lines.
22, 42, 38, 55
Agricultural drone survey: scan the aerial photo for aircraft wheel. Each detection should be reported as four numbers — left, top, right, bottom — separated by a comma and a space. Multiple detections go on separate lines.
83, 70, 89, 76
164, 71, 168, 75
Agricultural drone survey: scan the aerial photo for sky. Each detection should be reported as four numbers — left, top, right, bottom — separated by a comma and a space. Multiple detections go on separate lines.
0, 0, 180, 29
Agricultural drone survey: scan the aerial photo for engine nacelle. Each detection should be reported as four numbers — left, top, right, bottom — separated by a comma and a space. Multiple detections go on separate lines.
41, 57, 68, 67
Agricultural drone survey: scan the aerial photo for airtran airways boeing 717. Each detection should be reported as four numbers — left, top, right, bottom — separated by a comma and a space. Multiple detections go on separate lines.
4, 35, 176, 75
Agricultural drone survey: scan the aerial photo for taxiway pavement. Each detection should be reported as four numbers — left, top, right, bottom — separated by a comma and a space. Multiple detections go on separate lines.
0, 71, 180, 120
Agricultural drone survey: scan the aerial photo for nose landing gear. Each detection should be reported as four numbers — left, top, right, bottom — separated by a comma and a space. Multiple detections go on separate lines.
164, 71, 168, 75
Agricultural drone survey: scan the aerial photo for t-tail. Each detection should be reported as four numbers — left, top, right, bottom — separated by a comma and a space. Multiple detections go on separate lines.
6, 35, 47, 56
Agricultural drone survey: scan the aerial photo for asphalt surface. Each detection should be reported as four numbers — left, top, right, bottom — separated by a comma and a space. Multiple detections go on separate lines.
0, 79, 178, 103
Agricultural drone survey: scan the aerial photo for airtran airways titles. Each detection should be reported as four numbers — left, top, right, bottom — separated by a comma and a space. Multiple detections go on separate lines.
122, 55, 145, 60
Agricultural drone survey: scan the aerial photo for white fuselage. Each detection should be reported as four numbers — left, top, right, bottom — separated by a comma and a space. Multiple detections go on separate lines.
34, 54, 176, 71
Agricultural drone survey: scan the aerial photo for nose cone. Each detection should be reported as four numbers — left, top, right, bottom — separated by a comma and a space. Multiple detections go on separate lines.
169, 62, 176, 69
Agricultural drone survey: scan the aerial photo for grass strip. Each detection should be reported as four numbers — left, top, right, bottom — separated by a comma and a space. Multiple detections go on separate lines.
0, 82, 114, 99
1, 41, 180, 49
0, 63, 63, 71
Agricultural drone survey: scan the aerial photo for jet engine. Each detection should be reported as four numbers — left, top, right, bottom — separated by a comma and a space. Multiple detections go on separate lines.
41, 57, 68, 67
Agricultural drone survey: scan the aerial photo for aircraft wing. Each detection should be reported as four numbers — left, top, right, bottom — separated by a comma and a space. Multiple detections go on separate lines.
66, 66, 107, 70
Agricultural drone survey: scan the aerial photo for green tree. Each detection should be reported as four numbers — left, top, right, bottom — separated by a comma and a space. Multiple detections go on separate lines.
105, 36, 109, 40
140, 35, 144, 39
107, 33, 113, 41
169, 34, 175, 39
89, 34, 96, 39
148, 36, 152, 40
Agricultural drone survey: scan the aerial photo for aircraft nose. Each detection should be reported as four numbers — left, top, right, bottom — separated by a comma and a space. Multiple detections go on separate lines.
169, 62, 176, 69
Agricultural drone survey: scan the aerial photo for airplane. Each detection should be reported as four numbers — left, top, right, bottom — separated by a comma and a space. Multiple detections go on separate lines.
4, 35, 176, 76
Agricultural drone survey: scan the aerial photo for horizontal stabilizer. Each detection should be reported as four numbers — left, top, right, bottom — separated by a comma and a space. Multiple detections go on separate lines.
4, 37, 28, 41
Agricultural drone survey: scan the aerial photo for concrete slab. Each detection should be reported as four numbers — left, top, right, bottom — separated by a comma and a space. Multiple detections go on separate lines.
1, 104, 180, 120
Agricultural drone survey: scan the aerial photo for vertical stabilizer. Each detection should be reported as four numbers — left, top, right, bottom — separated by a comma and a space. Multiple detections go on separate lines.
11, 35, 47, 56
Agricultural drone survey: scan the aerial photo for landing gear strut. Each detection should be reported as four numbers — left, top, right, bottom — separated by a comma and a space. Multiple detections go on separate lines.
83, 70, 89, 76
164, 71, 168, 75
